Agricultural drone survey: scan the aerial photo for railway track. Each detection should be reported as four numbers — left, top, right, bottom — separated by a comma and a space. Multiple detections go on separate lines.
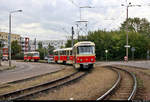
0, 71, 88, 100
97, 66, 137, 100
0, 68, 64, 89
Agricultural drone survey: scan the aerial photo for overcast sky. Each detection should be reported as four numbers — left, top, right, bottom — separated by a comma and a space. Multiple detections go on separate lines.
0, 0, 150, 40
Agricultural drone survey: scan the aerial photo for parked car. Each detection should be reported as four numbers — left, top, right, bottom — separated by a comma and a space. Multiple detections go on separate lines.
2, 55, 8, 61
48, 55, 54, 63
44, 56, 48, 60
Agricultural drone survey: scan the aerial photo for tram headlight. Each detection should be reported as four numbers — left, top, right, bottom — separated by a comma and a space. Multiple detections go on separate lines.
91, 58, 94, 61
80, 59, 83, 62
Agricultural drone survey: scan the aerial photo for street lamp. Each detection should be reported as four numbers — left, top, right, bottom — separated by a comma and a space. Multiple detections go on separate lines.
8, 10, 22, 67
121, 1, 141, 62
105, 50, 108, 62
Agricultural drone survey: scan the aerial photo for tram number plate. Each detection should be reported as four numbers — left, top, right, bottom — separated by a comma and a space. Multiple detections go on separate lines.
84, 63, 88, 65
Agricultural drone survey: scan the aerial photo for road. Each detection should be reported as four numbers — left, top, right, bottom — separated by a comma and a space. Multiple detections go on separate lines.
96, 60, 150, 69
0, 61, 64, 84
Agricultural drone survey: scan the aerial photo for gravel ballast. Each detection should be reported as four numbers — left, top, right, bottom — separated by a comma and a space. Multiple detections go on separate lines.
115, 65, 150, 100
35, 66, 118, 100
0, 66, 75, 94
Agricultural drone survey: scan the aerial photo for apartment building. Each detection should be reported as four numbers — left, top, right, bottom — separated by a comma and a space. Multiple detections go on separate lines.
29, 40, 67, 51
20, 37, 30, 52
0, 32, 20, 42
0, 32, 21, 55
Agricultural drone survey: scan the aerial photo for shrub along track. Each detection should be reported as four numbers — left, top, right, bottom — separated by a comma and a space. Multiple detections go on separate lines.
97, 66, 137, 100
0, 70, 87, 100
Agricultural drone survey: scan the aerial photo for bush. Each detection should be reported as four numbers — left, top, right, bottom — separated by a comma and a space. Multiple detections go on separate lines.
12, 53, 24, 60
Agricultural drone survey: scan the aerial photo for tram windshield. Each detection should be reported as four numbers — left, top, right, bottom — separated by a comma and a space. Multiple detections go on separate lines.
33, 53, 39, 57
77, 46, 94, 55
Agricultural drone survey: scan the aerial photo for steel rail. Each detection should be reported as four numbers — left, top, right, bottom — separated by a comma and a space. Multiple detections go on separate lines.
12, 71, 87, 100
97, 68, 121, 100
97, 66, 137, 100
113, 66, 137, 100
0, 71, 79, 100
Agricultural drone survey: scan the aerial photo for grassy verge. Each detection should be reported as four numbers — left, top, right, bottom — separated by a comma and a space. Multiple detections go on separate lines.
39, 60, 47, 63
16, 60, 24, 62
16, 60, 48, 63
0, 65, 16, 72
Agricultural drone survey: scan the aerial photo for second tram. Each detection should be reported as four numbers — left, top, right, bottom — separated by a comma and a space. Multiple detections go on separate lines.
53, 41, 95, 69
24, 51, 40, 62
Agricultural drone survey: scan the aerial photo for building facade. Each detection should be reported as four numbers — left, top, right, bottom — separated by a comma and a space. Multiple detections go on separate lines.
29, 40, 67, 51
0, 32, 21, 42
0, 32, 21, 55
20, 37, 30, 53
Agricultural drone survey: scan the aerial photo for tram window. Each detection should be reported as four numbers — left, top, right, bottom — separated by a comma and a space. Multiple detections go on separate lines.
77, 46, 94, 54
55, 51, 58, 55
67, 51, 69, 55
70, 50, 72, 55
62, 51, 64, 55
63, 51, 65, 55
65, 51, 67, 55
60, 51, 63, 55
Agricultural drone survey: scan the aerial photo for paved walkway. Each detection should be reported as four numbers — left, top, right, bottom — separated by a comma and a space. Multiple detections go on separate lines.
96, 60, 150, 69
0, 61, 64, 84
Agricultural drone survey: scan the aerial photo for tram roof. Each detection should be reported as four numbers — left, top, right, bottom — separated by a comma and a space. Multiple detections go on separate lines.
24, 51, 39, 54
73, 41, 95, 47
53, 47, 72, 52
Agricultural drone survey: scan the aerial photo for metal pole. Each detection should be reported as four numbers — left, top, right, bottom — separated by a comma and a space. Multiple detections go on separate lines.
8, 13, 11, 67
80, 8, 81, 20
35, 38, 36, 51
76, 24, 79, 41
106, 53, 107, 62
71, 26, 74, 47
126, 5, 129, 62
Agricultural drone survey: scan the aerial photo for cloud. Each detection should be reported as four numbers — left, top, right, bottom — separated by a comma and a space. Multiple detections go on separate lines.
0, 0, 150, 40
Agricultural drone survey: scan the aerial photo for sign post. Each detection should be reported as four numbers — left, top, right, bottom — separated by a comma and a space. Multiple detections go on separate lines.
124, 45, 130, 61
147, 50, 149, 60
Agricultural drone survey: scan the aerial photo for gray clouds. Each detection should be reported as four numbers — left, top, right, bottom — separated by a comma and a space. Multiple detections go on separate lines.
0, 0, 150, 40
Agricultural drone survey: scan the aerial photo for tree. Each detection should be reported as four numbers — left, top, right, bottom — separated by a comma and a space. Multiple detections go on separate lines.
65, 36, 78, 48
120, 17, 150, 36
48, 43, 55, 55
37, 42, 44, 59
38, 41, 43, 49
0, 39, 4, 66
87, 30, 150, 60
11, 40, 21, 56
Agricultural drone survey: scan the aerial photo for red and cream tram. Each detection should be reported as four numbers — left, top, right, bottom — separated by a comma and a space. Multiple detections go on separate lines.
53, 41, 95, 69
53, 48, 73, 64
24, 51, 40, 62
